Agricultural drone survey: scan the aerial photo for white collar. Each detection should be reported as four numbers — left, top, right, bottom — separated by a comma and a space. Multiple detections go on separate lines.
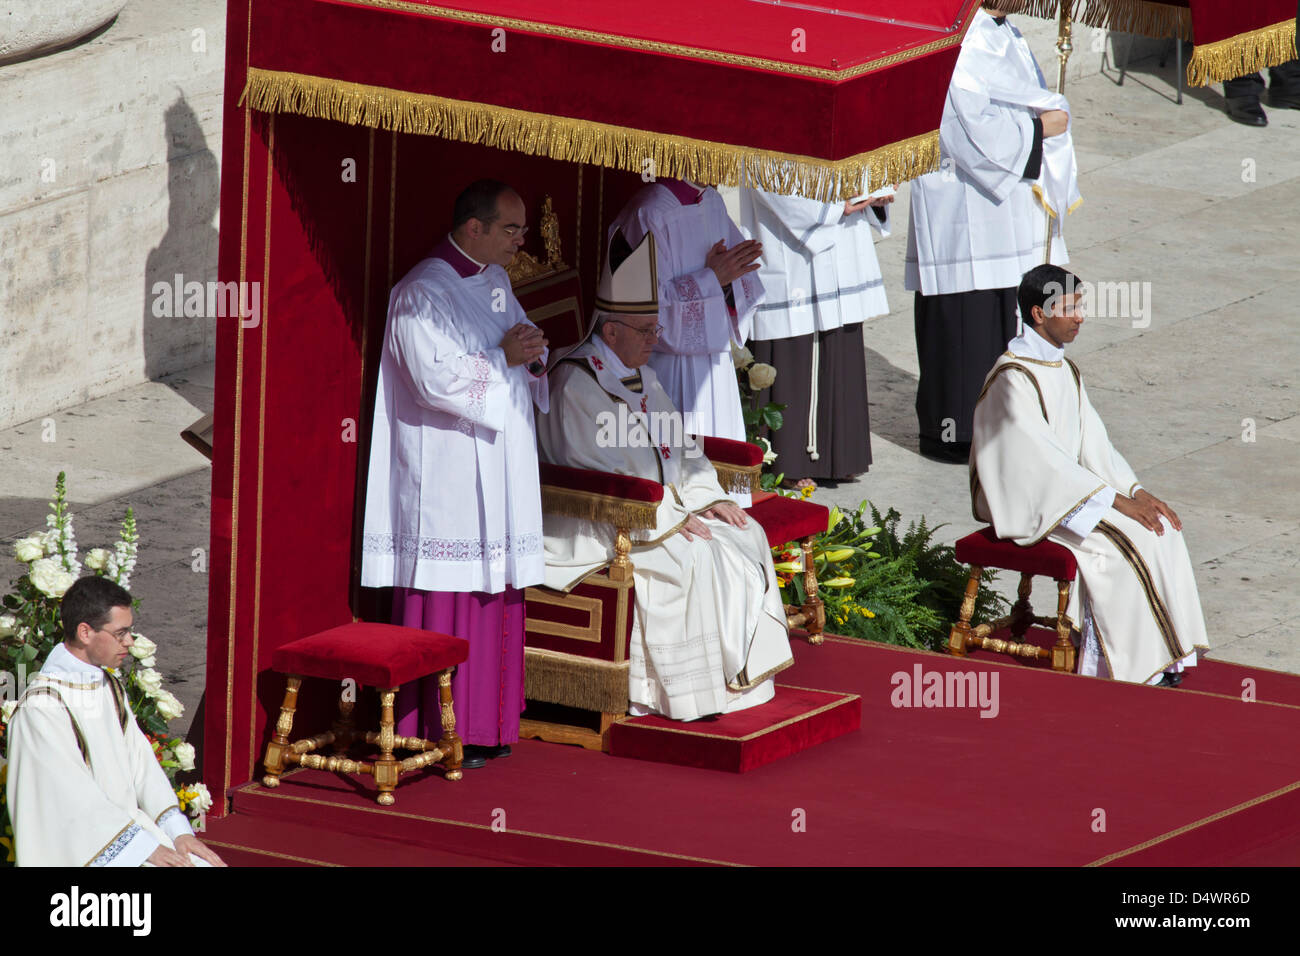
41, 642, 105, 684
591, 335, 637, 379
1010, 326, 1065, 363
447, 234, 488, 273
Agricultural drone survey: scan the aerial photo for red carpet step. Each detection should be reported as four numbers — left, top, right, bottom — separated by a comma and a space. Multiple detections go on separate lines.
607, 685, 861, 772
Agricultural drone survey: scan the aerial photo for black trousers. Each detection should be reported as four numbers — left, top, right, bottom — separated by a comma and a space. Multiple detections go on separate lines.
1224, 57, 1300, 99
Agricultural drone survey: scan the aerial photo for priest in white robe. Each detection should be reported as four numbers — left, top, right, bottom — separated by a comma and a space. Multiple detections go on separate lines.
971, 265, 1209, 686
905, 1, 1081, 463
738, 187, 893, 484
361, 180, 549, 766
5, 577, 224, 866
604, 178, 764, 452
537, 233, 792, 719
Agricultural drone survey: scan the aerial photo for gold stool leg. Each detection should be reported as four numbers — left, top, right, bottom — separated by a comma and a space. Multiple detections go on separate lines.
1052, 579, 1077, 673
332, 694, 356, 756
800, 536, 825, 644
263, 675, 301, 788
947, 566, 983, 657
437, 669, 464, 782
374, 687, 399, 806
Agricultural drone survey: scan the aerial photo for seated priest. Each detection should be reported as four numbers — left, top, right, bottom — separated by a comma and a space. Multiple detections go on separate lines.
971, 265, 1210, 687
535, 233, 793, 720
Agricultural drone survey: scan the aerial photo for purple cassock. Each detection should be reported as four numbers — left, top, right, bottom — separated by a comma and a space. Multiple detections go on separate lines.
389, 235, 529, 746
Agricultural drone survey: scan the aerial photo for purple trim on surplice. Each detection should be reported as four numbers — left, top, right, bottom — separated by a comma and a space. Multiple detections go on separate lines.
430, 236, 487, 278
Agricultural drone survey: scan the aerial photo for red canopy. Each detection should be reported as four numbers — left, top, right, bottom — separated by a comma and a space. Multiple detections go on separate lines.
239, 0, 984, 200
1021, 0, 1297, 86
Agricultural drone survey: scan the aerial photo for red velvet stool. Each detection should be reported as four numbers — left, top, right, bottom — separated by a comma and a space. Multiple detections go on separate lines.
746, 491, 831, 643
947, 527, 1080, 672
262, 622, 469, 805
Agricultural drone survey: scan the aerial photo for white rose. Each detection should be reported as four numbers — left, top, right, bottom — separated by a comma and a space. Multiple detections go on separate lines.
187, 782, 213, 816
747, 362, 777, 392
757, 436, 778, 466
172, 741, 196, 772
134, 667, 164, 698
155, 690, 184, 721
13, 536, 45, 563
136, 655, 156, 668
84, 548, 111, 571
1, 699, 17, 723
28, 558, 77, 599
730, 342, 755, 370
0, 613, 17, 639
129, 634, 157, 660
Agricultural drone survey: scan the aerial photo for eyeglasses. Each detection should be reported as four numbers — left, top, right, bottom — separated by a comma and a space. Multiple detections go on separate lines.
502, 225, 529, 238
606, 320, 664, 339
95, 625, 134, 643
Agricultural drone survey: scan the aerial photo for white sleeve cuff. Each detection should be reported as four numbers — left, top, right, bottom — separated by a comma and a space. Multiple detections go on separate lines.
93, 823, 158, 868
1061, 486, 1116, 537
158, 806, 195, 842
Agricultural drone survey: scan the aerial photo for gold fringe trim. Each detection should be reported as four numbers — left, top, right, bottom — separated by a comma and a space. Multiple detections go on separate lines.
1187, 19, 1298, 87
712, 461, 760, 494
1019, 0, 1192, 41
524, 647, 629, 713
541, 485, 660, 531
240, 68, 941, 201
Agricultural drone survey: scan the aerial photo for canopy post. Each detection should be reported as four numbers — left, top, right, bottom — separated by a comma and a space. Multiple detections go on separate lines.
1055, 0, 1075, 93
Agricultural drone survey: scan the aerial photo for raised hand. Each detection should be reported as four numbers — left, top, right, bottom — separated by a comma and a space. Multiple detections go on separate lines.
705, 239, 763, 287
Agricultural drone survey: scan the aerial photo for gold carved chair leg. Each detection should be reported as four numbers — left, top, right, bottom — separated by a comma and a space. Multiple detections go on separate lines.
332, 695, 356, 756
437, 668, 464, 782
1051, 579, 1077, 674
800, 535, 825, 644
373, 688, 399, 806
947, 566, 983, 657
262, 674, 301, 788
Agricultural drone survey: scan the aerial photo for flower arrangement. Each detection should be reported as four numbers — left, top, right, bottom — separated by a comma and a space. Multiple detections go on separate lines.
731, 343, 785, 481
0, 473, 207, 866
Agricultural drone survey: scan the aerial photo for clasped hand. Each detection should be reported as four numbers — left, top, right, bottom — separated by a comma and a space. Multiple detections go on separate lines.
501, 323, 547, 367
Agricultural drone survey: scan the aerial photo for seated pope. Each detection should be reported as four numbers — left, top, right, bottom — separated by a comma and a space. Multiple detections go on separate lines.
535, 234, 793, 721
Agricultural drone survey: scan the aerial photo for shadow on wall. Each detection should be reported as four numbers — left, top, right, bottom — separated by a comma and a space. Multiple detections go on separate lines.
143, 94, 220, 382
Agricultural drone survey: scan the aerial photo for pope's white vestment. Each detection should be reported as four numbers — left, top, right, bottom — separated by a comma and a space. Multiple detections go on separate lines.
536, 338, 793, 720
361, 251, 548, 593
971, 330, 1209, 684
5, 644, 196, 867
605, 180, 764, 444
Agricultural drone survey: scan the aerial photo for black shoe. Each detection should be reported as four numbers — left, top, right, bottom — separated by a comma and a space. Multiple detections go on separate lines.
1225, 96, 1268, 126
463, 743, 512, 762
1267, 89, 1300, 110
1157, 671, 1184, 688
459, 751, 487, 769
919, 435, 971, 464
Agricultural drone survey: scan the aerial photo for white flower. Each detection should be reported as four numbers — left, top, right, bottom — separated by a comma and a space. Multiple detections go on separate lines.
187, 782, 212, 816
28, 558, 78, 599
730, 342, 755, 370
1, 699, 17, 723
134, 667, 164, 698
172, 741, 196, 772
84, 548, 111, 571
13, 536, 45, 563
155, 690, 184, 721
129, 634, 157, 660
136, 655, 156, 668
757, 436, 778, 466
0, 613, 17, 639
748, 362, 777, 391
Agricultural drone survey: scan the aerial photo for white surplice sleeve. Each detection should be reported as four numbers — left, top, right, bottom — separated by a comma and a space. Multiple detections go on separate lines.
1075, 376, 1142, 498
387, 285, 513, 432
941, 86, 1036, 203
7, 691, 158, 867
750, 191, 843, 256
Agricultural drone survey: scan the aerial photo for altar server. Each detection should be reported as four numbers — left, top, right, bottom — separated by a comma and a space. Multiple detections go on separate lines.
361, 180, 548, 767
537, 234, 792, 719
604, 177, 764, 448
971, 266, 1209, 685
5, 577, 225, 866
738, 187, 893, 484
905, 1, 1081, 463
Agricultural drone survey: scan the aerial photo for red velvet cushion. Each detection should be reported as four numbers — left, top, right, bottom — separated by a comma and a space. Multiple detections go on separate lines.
746, 496, 831, 547
954, 527, 1077, 581
540, 463, 664, 504
271, 622, 468, 687
700, 435, 764, 468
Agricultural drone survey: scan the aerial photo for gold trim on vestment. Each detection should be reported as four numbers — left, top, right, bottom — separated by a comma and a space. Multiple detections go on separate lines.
1086, 777, 1300, 867
239, 68, 942, 202
338, 0, 965, 81
241, 786, 744, 866
1187, 18, 1298, 87
1004, 350, 1062, 368
1095, 520, 1186, 667
975, 362, 1049, 422
540, 485, 661, 531
84, 822, 135, 868
201, 839, 343, 867
726, 656, 795, 693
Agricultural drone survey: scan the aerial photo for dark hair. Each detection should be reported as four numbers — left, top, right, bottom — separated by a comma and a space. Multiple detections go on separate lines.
61, 576, 133, 643
451, 179, 512, 229
1018, 264, 1081, 327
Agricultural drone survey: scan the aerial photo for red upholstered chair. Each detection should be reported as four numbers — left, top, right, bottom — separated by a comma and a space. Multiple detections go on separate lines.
947, 527, 1079, 672
262, 622, 469, 805
521, 444, 831, 750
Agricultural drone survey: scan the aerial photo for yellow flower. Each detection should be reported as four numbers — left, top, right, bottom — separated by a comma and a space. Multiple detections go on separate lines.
865, 610, 876, 618
801, 485, 814, 499
0, 835, 13, 864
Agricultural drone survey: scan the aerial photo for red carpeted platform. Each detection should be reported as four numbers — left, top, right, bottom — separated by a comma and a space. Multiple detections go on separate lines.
219, 636, 1300, 867
607, 686, 861, 773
